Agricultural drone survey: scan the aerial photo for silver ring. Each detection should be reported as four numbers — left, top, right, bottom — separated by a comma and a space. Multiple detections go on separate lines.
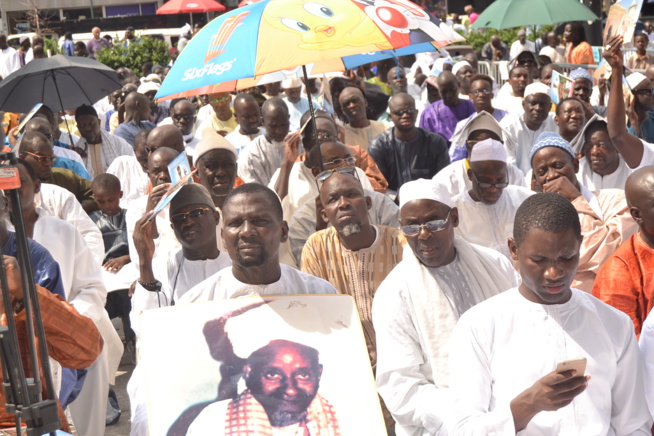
605, 44, 611, 51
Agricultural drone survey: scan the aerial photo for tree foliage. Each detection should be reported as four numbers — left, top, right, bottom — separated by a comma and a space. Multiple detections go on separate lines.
96, 35, 170, 71
461, 25, 555, 51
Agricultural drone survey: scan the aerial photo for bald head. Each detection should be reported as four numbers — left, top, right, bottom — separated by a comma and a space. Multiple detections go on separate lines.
626, 167, 654, 209
146, 124, 185, 153
125, 92, 151, 121
24, 117, 52, 137
436, 71, 459, 106
261, 97, 289, 118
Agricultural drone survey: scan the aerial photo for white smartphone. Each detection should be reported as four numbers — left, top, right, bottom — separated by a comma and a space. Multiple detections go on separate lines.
556, 357, 587, 375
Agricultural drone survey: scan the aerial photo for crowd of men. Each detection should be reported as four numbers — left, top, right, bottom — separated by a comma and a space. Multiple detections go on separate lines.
2, 9, 654, 436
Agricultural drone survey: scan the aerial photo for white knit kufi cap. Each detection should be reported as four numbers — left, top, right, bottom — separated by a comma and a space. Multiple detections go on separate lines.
452, 60, 472, 76
626, 72, 649, 90
469, 138, 507, 163
399, 179, 452, 209
523, 82, 550, 98
192, 129, 238, 166
281, 77, 302, 89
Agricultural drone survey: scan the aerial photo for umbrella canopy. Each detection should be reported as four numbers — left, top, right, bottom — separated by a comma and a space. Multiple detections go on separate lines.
157, 0, 226, 14
156, 0, 463, 100
471, 0, 598, 29
0, 55, 122, 113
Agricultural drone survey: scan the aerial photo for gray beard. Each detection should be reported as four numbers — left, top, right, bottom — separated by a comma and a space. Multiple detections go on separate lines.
341, 223, 362, 237
269, 410, 307, 427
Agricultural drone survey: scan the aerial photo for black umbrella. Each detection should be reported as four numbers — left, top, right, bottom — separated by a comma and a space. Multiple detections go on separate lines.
0, 54, 121, 113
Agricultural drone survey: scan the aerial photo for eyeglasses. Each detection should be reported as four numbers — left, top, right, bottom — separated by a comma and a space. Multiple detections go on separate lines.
315, 166, 356, 184
470, 88, 492, 96
210, 96, 230, 104
173, 113, 193, 122
633, 88, 654, 96
391, 108, 416, 117
24, 151, 55, 164
322, 156, 356, 168
400, 210, 452, 236
470, 170, 508, 189
170, 207, 213, 224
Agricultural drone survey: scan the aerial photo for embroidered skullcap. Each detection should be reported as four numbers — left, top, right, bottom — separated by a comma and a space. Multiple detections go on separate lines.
170, 184, 214, 215
524, 82, 550, 98
399, 179, 452, 209
470, 138, 507, 163
530, 131, 575, 167
569, 68, 593, 82
281, 78, 302, 89
626, 72, 649, 90
192, 129, 238, 166
452, 60, 472, 76
75, 104, 97, 119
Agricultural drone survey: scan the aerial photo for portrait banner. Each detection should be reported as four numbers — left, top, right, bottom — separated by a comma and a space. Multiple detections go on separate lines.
138, 294, 386, 435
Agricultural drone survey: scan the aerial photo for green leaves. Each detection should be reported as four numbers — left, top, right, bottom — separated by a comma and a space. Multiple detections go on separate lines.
96, 35, 170, 71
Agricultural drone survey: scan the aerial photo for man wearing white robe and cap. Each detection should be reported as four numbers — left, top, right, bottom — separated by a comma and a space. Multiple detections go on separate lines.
180, 183, 337, 303
500, 82, 558, 174
434, 111, 526, 199
452, 138, 534, 258
373, 179, 519, 436
448, 193, 652, 435
282, 77, 317, 132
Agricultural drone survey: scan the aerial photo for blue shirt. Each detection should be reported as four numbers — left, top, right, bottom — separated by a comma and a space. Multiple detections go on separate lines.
627, 111, 654, 144
54, 156, 91, 180
114, 120, 156, 146
3, 231, 65, 298
63, 40, 75, 56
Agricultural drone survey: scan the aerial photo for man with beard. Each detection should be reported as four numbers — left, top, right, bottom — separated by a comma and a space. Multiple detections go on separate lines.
180, 183, 337, 302
281, 77, 313, 131
187, 339, 340, 435
301, 172, 404, 361
74, 104, 133, 178
500, 82, 558, 174
453, 61, 474, 98
373, 179, 519, 436
369, 93, 449, 193
452, 138, 533, 258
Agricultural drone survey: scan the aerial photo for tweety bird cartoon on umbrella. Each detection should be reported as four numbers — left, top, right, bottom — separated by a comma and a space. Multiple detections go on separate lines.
263, 0, 394, 50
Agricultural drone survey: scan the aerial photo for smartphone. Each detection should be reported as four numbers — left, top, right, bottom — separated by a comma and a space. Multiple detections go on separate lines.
556, 357, 587, 375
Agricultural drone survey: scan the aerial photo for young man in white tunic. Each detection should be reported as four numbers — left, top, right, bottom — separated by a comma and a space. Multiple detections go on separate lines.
448, 192, 652, 435
238, 97, 303, 186
180, 183, 337, 303
452, 138, 533, 258
224, 94, 266, 155
500, 82, 558, 174
434, 111, 526, 198
372, 179, 520, 436
128, 184, 232, 436
106, 129, 150, 209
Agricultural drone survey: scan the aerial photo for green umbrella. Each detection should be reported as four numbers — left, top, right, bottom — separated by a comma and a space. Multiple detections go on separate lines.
471, 0, 599, 30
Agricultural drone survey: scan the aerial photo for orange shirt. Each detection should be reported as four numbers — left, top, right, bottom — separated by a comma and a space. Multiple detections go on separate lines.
592, 233, 654, 337
566, 41, 595, 65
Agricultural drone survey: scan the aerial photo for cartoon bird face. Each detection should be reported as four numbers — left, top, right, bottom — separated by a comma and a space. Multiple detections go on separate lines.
264, 0, 391, 50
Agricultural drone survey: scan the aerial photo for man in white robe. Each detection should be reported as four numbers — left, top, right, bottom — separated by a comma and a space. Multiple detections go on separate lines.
180, 183, 337, 303
573, 118, 654, 190
500, 82, 558, 174
639, 310, 654, 419
435, 112, 526, 199
448, 192, 652, 435
289, 187, 399, 265
128, 184, 232, 436
36, 183, 104, 266
452, 138, 533, 258
373, 179, 519, 436
282, 77, 314, 132
224, 94, 266, 155
238, 97, 303, 186
0, 34, 20, 80
74, 104, 134, 178
106, 129, 150, 209
11, 162, 123, 436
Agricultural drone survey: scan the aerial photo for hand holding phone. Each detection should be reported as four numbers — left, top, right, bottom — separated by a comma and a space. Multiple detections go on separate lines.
556, 357, 587, 376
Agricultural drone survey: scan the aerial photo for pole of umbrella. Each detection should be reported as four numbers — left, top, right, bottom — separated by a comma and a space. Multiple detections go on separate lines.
52, 72, 75, 147
302, 64, 324, 171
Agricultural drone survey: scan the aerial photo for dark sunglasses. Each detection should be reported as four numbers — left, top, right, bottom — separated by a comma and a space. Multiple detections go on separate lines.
170, 207, 213, 224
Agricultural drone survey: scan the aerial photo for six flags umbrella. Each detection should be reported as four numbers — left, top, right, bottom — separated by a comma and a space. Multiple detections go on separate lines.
471, 0, 598, 30
0, 55, 122, 113
156, 0, 464, 100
